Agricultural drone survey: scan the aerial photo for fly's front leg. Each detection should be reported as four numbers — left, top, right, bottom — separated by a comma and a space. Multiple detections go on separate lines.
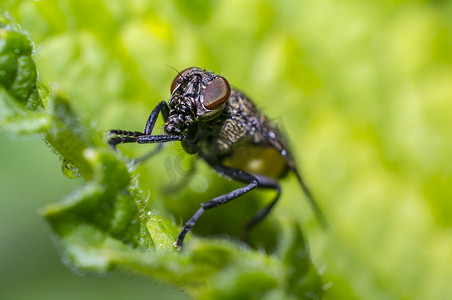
134, 101, 171, 164
107, 130, 144, 148
107, 101, 196, 166
144, 101, 170, 135
107, 101, 170, 148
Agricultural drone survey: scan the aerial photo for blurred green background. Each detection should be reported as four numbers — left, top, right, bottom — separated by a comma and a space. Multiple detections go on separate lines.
1, 0, 452, 299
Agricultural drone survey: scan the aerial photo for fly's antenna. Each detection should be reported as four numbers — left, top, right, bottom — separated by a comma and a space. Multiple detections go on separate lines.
164, 64, 185, 79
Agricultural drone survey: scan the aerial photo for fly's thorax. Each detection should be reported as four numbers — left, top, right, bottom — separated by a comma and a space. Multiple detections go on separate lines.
164, 67, 231, 135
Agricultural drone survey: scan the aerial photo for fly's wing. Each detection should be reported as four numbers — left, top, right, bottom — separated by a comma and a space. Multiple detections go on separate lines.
259, 115, 328, 227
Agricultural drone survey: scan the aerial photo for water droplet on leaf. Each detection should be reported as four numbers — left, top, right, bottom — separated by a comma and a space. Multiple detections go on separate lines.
62, 160, 81, 179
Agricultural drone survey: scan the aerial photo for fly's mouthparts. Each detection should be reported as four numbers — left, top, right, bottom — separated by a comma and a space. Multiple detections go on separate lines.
164, 113, 193, 134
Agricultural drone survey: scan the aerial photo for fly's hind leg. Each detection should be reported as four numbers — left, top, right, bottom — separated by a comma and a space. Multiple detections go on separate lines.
265, 128, 328, 228
291, 167, 328, 228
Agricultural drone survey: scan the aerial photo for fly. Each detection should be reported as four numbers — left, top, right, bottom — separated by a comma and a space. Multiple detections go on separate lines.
108, 67, 326, 250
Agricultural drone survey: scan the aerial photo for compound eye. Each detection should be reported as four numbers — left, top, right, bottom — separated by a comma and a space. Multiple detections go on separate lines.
202, 77, 231, 109
170, 67, 196, 94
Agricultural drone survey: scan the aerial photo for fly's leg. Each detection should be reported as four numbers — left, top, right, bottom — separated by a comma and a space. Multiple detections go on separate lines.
132, 101, 171, 164
241, 175, 281, 243
174, 165, 280, 250
108, 101, 170, 148
143, 101, 170, 135
107, 101, 194, 165
265, 128, 328, 228
175, 166, 257, 250
292, 167, 328, 228
107, 130, 145, 148
108, 132, 195, 150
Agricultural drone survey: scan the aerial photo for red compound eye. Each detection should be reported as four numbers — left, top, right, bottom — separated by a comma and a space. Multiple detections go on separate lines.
202, 77, 231, 109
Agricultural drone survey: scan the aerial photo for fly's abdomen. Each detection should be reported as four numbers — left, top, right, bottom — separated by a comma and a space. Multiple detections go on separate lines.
221, 145, 289, 179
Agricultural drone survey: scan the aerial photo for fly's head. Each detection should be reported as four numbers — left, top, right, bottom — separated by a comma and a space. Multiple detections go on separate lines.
164, 67, 231, 134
